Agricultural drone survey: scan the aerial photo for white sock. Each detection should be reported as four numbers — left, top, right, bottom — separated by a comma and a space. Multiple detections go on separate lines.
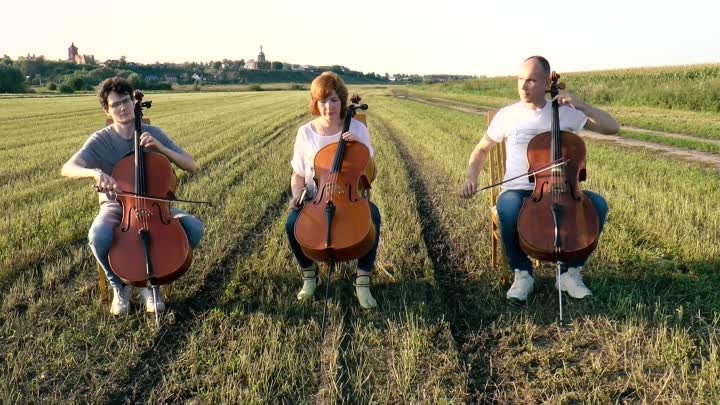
355, 270, 377, 309
297, 265, 319, 300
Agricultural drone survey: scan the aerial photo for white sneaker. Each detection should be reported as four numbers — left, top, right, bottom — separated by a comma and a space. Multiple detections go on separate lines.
110, 285, 132, 315
506, 269, 534, 302
354, 274, 377, 309
556, 267, 592, 299
139, 287, 166, 313
297, 266, 321, 301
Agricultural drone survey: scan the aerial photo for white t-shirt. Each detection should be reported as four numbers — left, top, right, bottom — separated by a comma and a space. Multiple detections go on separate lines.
486, 101, 587, 191
291, 119, 374, 198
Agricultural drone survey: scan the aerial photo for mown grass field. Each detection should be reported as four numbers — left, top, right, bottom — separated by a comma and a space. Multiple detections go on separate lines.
1, 88, 719, 404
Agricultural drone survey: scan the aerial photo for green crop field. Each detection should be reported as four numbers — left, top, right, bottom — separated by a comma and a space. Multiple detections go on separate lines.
0, 85, 719, 404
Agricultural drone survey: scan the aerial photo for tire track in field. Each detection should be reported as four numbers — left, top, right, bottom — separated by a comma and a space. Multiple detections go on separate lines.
1, 115, 300, 404
311, 266, 354, 405
0, 95, 291, 177
0, 114, 302, 303
317, 265, 360, 405
0, 107, 302, 210
182, 110, 306, 185
103, 192, 289, 405
392, 92, 720, 171
337, 295, 360, 405
375, 114, 494, 401
0, 100, 294, 187
0, 106, 100, 124
0, 112, 295, 292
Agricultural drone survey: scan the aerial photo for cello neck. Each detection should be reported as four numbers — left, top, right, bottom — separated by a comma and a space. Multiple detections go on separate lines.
132, 90, 153, 196
329, 105, 357, 174
133, 91, 145, 195
549, 72, 562, 164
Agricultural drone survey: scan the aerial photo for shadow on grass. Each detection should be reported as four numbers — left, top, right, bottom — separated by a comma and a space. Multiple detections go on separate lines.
102, 194, 288, 405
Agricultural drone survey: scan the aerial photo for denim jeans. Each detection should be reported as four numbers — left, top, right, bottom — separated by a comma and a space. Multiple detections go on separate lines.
286, 202, 381, 272
496, 189, 608, 274
88, 202, 205, 290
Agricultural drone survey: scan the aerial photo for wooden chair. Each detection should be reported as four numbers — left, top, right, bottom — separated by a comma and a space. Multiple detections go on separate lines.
487, 109, 539, 272
353, 111, 377, 184
354, 112, 367, 126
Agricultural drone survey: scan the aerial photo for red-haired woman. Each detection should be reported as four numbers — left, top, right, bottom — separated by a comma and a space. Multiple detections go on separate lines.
285, 71, 380, 309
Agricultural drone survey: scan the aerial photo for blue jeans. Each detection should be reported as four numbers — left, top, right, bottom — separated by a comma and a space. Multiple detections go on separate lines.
496, 189, 608, 273
286, 202, 381, 272
88, 202, 204, 290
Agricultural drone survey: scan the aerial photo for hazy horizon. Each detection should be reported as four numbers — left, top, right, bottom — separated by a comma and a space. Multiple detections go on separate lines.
4, 0, 719, 77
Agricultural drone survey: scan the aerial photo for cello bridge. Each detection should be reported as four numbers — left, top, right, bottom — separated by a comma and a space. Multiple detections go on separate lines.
326, 183, 345, 197
135, 209, 152, 220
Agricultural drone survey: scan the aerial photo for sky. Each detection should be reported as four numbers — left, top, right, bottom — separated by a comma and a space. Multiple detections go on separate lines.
2, 0, 719, 77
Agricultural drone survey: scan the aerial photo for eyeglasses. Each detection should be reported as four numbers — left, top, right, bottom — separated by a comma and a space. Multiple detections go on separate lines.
108, 97, 133, 109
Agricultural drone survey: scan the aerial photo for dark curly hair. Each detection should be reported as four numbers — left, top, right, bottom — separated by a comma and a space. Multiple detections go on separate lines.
97, 77, 134, 110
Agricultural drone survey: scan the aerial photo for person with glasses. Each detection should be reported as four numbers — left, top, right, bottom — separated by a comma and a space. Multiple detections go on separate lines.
61, 76, 204, 315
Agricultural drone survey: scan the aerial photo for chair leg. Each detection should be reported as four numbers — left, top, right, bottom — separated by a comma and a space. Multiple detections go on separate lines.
97, 263, 108, 302
491, 232, 498, 270
499, 252, 510, 285
500, 252, 509, 272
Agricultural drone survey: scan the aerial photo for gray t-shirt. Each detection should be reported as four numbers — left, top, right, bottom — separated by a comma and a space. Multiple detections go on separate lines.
75, 124, 185, 203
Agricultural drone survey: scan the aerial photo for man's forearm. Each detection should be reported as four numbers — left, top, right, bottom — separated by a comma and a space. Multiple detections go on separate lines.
163, 148, 197, 173
61, 160, 98, 180
466, 147, 488, 180
579, 104, 620, 135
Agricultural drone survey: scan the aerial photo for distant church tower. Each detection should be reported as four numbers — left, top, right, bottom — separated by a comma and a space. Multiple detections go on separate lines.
68, 42, 79, 62
67, 42, 95, 65
257, 45, 266, 64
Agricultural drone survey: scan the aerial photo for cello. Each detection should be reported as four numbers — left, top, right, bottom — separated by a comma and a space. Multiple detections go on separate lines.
107, 90, 192, 325
294, 101, 375, 262
294, 99, 374, 333
517, 72, 600, 320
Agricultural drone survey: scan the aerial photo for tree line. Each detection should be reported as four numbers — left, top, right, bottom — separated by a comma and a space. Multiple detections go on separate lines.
0, 55, 399, 93
0, 54, 478, 93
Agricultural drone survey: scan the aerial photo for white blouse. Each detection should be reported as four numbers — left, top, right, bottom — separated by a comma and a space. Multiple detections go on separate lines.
290, 119, 374, 198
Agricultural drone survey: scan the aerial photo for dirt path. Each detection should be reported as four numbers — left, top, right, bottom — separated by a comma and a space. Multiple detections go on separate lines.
394, 93, 720, 171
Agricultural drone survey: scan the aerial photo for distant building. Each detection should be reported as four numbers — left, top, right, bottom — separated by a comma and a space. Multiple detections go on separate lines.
244, 46, 268, 70
289, 64, 309, 71
257, 45, 266, 64
68, 42, 95, 65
